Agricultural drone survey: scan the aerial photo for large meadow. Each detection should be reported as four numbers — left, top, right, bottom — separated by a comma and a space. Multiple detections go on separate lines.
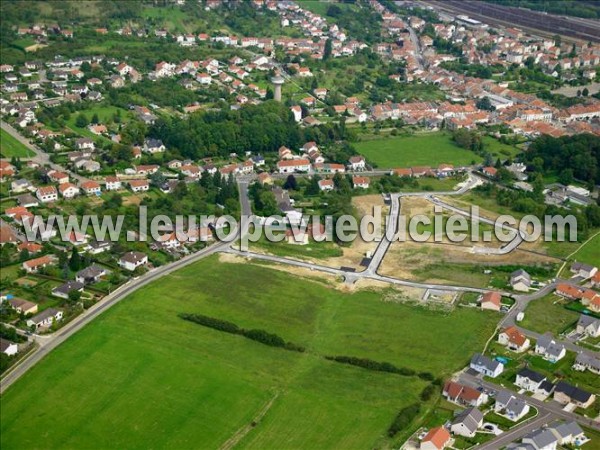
1, 257, 499, 450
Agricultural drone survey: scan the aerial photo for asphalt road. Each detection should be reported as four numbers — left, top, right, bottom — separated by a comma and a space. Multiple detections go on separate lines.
459, 372, 600, 431
476, 412, 553, 450
1, 120, 88, 183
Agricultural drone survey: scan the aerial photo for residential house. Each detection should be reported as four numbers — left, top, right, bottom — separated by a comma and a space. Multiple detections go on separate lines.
572, 353, 600, 375
22, 255, 56, 273
118, 251, 148, 271
494, 390, 530, 421
58, 182, 80, 198
510, 269, 531, 292
76, 138, 95, 151
480, 291, 501, 311
498, 326, 530, 352
277, 159, 311, 174
76, 264, 108, 284
318, 179, 334, 191
521, 429, 558, 450
52, 281, 84, 299
352, 176, 370, 189
143, 138, 166, 153
515, 368, 547, 393
80, 180, 101, 195
7, 297, 38, 315
420, 426, 451, 450
86, 239, 111, 255
470, 353, 504, 378
534, 336, 566, 362
547, 421, 587, 447
576, 314, 600, 338
105, 176, 122, 191
571, 261, 597, 279
442, 381, 488, 407
0, 338, 18, 356
26, 308, 63, 329
450, 407, 483, 438
553, 381, 595, 409
348, 156, 366, 171
129, 179, 149, 192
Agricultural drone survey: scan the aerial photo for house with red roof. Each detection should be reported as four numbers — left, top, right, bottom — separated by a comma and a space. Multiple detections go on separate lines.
421, 426, 452, 450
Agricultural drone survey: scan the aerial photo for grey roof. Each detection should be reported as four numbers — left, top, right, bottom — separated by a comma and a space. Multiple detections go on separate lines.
120, 251, 147, 264
517, 368, 545, 383
572, 261, 595, 272
523, 429, 558, 448
536, 336, 565, 358
76, 264, 107, 280
452, 407, 483, 434
29, 307, 61, 324
510, 269, 531, 283
0, 338, 16, 352
575, 353, 600, 371
505, 397, 528, 416
555, 381, 594, 404
577, 314, 600, 333
548, 421, 584, 440
495, 390, 514, 408
538, 380, 554, 394
53, 281, 84, 295
470, 353, 502, 372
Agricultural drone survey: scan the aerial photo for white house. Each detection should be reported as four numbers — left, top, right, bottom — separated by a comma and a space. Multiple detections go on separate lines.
36, 186, 58, 203
470, 353, 504, 378
26, 308, 63, 329
105, 176, 122, 191
450, 407, 483, 438
515, 368, 546, 393
497, 326, 530, 352
0, 338, 18, 356
535, 336, 566, 362
118, 251, 148, 271
494, 390, 530, 422
348, 155, 366, 171
277, 159, 311, 174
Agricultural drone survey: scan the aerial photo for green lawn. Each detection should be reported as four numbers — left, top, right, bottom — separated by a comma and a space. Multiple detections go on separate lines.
566, 233, 600, 268
482, 136, 522, 161
355, 132, 483, 168
520, 294, 580, 336
250, 234, 343, 260
0, 128, 33, 158
1, 257, 500, 449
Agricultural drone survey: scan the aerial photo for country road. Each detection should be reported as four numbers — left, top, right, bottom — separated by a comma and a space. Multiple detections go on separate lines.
1, 120, 88, 183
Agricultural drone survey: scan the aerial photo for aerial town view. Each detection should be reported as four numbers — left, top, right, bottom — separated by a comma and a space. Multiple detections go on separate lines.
0, 0, 599, 449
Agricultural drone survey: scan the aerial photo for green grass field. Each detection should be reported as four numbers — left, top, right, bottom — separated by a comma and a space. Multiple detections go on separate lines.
355, 132, 483, 168
520, 294, 580, 336
0, 128, 32, 158
567, 232, 600, 268
1, 257, 500, 449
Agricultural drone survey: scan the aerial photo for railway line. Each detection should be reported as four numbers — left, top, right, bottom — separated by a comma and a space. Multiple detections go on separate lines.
424, 0, 600, 43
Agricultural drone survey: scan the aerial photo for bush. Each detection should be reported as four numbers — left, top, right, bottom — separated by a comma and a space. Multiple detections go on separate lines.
420, 383, 437, 401
325, 355, 416, 376
388, 403, 421, 437
179, 313, 305, 352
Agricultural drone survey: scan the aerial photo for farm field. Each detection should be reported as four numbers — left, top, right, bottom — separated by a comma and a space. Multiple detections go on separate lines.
0, 128, 33, 158
355, 132, 483, 168
0, 257, 500, 450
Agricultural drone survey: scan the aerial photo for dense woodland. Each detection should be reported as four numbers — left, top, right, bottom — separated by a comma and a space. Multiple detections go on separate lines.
523, 134, 600, 185
151, 101, 353, 159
